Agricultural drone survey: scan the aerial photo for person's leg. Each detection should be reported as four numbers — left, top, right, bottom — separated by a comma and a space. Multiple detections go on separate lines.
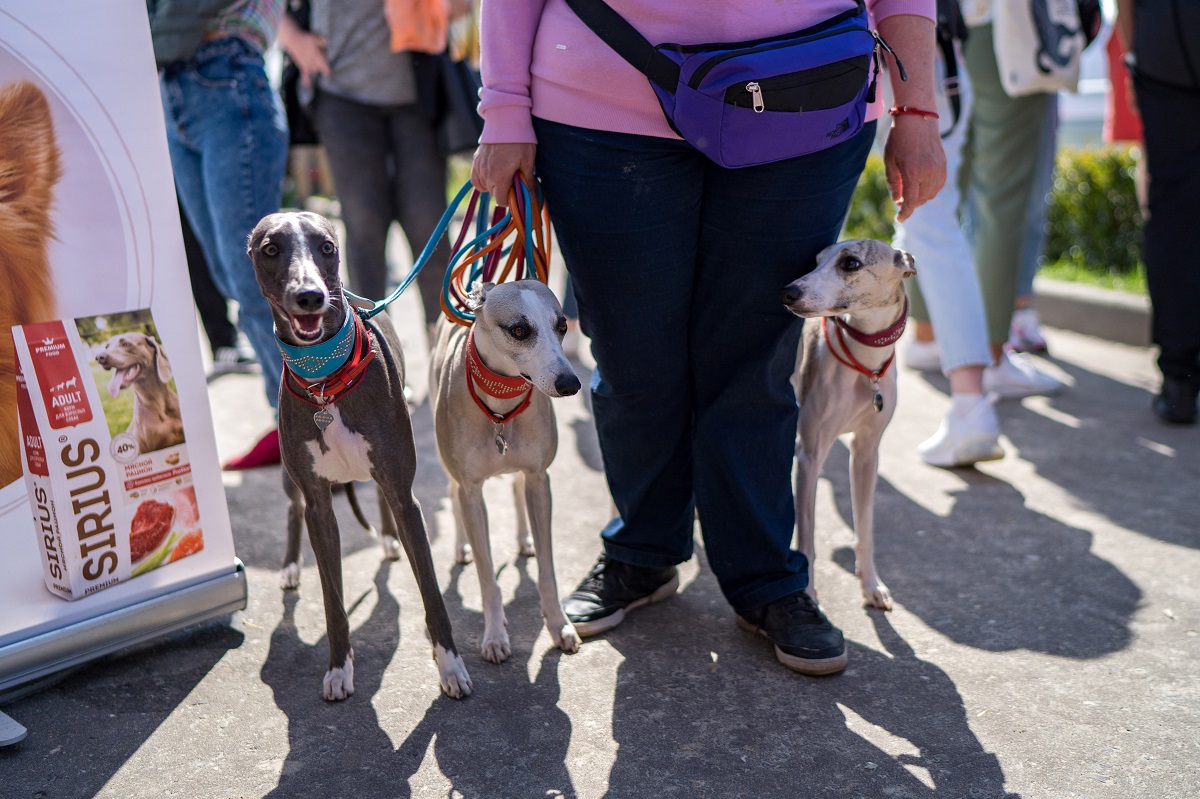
173, 40, 287, 409
964, 25, 1054, 348
312, 91, 395, 303
689, 125, 874, 611
178, 196, 238, 353
1008, 96, 1059, 353
535, 118, 703, 570
386, 104, 450, 329
1137, 74, 1200, 422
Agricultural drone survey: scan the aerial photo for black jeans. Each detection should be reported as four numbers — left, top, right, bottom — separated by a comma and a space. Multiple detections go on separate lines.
313, 89, 448, 326
1137, 73, 1200, 383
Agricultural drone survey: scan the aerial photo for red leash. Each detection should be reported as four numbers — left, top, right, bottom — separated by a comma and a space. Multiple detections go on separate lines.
284, 313, 377, 426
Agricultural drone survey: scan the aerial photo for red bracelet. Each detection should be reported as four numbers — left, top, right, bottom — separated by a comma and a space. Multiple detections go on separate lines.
888, 105, 940, 119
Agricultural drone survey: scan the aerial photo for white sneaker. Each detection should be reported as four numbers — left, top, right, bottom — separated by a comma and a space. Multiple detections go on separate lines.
918, 396, 1004, 468
903, 339, 942, 372
983, 350, 1064, 399
1008, 307, 1049, 354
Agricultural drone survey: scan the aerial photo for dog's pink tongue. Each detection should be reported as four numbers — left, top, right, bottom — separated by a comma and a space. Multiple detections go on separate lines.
108, 368, 128, 399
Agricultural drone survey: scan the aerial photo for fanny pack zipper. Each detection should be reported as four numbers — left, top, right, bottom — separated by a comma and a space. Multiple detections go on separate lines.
732, 58, 869, 113
687, 25, 870, 89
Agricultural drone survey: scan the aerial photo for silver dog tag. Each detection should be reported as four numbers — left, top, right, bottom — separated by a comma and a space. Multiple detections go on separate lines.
314, 407, 334, 430
870, 379, 884, 413
494, 423, 508, 456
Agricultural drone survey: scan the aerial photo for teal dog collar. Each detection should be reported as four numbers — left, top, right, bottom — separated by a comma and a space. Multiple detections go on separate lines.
275, 306, 356, 380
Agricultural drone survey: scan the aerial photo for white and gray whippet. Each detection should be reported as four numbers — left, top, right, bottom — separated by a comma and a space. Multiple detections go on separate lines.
248, 211, 471, 701
430, 280, 583, 663
781, 239, 916, 611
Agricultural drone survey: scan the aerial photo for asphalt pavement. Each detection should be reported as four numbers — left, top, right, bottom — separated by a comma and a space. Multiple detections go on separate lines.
1, 276, 1197, 799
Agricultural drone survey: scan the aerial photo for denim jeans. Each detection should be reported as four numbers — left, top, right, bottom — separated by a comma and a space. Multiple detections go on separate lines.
160, 37, 288, 407
535, 118, 874, 611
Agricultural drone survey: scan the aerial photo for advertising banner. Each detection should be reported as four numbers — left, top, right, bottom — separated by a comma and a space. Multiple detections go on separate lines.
0, 1, 246, 690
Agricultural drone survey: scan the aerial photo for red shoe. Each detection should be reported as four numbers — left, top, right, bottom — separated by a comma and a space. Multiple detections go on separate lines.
223, 428, 281, 470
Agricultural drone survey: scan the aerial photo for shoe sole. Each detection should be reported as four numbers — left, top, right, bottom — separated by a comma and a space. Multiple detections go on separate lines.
735, 615, 848, 676
571, 572, 681, 638
920, 443, 1005, 469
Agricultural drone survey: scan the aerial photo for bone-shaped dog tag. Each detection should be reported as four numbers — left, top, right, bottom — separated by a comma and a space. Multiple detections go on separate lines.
494, 423, 508, 456
314, 407, 334, 430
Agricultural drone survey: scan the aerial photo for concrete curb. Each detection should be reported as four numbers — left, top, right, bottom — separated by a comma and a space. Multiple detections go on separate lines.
1032, 276, 1151, 347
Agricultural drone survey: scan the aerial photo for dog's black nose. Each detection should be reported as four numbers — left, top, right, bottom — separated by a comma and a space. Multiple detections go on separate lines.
295, 290, 326, 312
780, 287, 802, 306
555, 373, 581, 397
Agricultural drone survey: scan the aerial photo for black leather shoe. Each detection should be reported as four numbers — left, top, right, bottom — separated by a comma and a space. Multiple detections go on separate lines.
563, 554, 679, 637
1153, 377, 1199, 425
736, 591, 847, 675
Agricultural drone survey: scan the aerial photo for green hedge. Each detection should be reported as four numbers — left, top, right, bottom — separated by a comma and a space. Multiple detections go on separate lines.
844, 146, 1144, 281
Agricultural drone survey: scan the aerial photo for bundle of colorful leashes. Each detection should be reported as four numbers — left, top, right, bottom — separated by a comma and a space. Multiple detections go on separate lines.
344, 175, 550, 325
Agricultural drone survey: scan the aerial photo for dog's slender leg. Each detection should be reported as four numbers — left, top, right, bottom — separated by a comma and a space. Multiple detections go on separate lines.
513, 472, 535, 558
450, 477, 472, 565
453, 480, 511, 664
376, 484, 401, 562
795, 435, 834, 603
281, 470, 304, 590
523, 470, 580, 653
383, 483, 472, 697
303, 487, 355, 700
848, 432, 892, 610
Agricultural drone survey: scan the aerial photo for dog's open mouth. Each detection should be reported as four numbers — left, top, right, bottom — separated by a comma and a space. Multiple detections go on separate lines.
107, 364, 141, 398
289, 313, 325, 343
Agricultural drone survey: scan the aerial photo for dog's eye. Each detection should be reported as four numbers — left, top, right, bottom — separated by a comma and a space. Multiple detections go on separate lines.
842, 257, 862, 272
556, 320, 568, 336
321, 241, 335, 255
264, 243, 279, 257
510, 325, 530, 340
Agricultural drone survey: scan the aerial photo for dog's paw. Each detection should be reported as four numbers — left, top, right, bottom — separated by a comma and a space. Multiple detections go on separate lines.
454, 542, 473, 565
862, 580, 893, 611
481, 629, 512, 664
279, 562, 300, 590
322, 654, 355, 701
517, 535, 535, 558
381, 535, 402, 562
434, 645, 473, 699
552, 620, 581, 653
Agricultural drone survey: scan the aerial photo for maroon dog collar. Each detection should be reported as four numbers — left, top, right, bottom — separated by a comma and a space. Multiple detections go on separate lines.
830, 297, 909, 348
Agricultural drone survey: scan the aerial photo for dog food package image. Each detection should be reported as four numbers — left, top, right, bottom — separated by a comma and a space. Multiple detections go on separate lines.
11, 309, 205, 600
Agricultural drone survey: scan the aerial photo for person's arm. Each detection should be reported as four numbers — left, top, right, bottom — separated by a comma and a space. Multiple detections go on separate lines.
472, 0, 549, 204
875, 10, 946, 222
1116, 0, 1135, 51
277, 12, 330, 88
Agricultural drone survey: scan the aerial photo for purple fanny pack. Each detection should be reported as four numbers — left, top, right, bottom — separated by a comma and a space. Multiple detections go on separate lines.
565, 0, 900, 169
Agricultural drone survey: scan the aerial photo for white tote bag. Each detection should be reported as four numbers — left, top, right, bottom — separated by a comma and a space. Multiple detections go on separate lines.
992, 0, 1085, 96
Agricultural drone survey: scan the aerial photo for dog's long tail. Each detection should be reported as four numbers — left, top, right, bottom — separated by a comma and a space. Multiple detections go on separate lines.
341, 482, 377, 537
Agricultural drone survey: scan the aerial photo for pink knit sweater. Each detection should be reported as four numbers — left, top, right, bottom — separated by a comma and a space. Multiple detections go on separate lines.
479, 0, 935, 144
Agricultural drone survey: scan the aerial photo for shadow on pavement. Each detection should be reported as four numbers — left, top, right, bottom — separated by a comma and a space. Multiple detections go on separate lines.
0, 621, 244, 799
259, 557, 577, 797
594, 548, 1017, 798
821, 441, 1140, 659
996, 359, 1200, 551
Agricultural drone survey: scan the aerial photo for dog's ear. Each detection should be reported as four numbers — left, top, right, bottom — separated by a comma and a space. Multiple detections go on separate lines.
467, 281, 496, 311
815, 243, 840, 266
144, 335, 173, 384
0, 81, 61, 215
893, 249, 916, 278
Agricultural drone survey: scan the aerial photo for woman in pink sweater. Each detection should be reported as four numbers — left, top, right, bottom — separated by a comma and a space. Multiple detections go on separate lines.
474, 0, 944, 675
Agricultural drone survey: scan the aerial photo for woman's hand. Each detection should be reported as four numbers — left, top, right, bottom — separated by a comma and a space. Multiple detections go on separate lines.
471, 143, 537, 207
883, 115, 946, 222
277, 14, 331, 89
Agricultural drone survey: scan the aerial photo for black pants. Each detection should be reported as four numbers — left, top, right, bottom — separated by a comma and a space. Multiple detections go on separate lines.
179, 197, 238, 352
1137, 73, 1200, 382
313, 90, 449, 327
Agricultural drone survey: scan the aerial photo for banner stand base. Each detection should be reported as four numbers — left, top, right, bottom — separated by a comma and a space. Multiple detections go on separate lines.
0, 708, 28, 747
0, 560, 248, 698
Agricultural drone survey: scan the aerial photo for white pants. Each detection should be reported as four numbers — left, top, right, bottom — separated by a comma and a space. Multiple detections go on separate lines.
890, 45, 993, 376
